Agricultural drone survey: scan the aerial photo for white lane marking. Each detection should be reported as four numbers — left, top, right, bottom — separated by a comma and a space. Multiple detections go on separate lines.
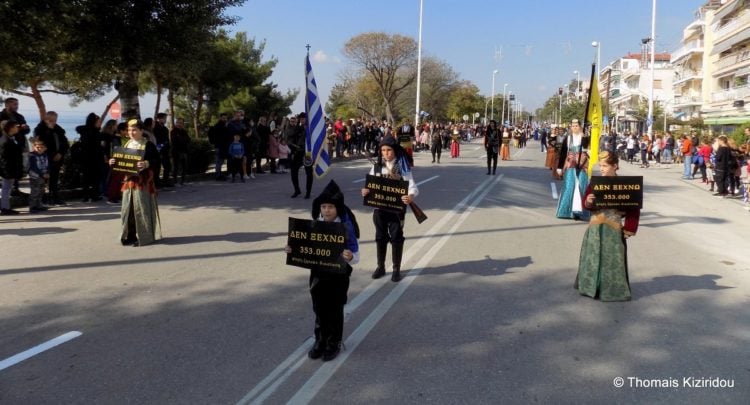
0, 331, 82, 372
288, 175, 506, 403
551, 182, 559, 200
238, 175, 500, 405
416, 175, 439, 186
355, 175, 438, 186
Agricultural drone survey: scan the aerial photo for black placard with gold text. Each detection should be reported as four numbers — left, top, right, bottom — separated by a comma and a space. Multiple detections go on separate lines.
286, 217, 348, 273
590, 176, 643, 209
112, 147, 145, 174
363, 174, 408, 213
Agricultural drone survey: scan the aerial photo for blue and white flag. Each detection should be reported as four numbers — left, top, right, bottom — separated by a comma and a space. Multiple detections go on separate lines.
305, 53, 330, 178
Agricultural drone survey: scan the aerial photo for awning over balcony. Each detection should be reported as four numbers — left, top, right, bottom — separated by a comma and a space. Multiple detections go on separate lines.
711, 26, 750, 55
703, 115, 750, 125
714, 0, 743, 22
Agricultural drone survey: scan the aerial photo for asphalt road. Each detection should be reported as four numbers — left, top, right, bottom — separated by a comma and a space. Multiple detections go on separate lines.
1, 139, 748, 404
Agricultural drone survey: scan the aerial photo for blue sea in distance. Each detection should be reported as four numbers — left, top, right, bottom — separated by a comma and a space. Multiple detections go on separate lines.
18, 109, 117, 142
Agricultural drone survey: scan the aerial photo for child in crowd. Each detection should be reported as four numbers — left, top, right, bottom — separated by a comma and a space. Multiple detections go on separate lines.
285, 180, 359, 361
277, 138, 291, 173
228, 134, 246, 182
28, 139, 50, 213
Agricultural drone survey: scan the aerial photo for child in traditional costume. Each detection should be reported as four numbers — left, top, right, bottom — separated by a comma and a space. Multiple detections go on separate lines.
574, 151, 640, 301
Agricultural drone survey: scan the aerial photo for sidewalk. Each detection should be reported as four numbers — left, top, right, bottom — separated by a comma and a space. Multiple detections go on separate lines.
617, 158, 749, 211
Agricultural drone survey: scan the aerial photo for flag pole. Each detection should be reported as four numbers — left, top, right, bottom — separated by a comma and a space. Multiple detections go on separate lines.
577, 62, 597, 173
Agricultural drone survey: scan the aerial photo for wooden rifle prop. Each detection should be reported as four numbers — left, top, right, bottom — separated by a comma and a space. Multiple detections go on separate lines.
366, 156, 428, 224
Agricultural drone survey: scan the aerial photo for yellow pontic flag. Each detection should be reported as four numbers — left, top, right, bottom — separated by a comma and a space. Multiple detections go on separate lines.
586, 70, 602, 177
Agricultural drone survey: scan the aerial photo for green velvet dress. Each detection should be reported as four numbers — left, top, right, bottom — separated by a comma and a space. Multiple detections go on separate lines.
574, 185, 640, 301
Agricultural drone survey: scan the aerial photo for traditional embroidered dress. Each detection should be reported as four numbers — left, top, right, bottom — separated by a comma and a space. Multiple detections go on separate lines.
450, 134, 460, 158
575, 185, 640, 301
556, 134, 590, 220
120, 138, 162, 246
500, 130, 511, 160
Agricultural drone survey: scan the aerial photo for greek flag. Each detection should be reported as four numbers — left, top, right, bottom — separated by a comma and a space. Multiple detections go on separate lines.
305, 53, 330, 178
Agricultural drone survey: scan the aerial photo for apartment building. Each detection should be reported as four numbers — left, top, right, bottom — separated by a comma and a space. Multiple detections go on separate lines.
702, 0, 750, 129
600, 52, 674, 134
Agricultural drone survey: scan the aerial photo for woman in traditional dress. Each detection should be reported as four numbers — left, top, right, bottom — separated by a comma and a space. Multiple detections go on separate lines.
110, 119, 162, 246
544, 126, 559, 171
575, 151, 640, 301
500, 126, 511, 160
450, 129, 460, 158
555, 119, 590, 220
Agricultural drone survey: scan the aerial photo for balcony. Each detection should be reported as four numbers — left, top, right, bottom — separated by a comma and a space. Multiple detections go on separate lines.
672, 70, 703, 86
713, 11, 750, 44
713, 49, 750, 76
710, 84, 750, 103
671, 39, 704, 63
622, 69, 641, 81
673, 95, 702, 107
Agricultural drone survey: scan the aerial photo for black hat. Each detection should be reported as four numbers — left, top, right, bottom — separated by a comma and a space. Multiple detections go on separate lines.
312, 180, 345, 220
297, 112, 307, 119
379, 135, 399, 150
312, 180, 359, 238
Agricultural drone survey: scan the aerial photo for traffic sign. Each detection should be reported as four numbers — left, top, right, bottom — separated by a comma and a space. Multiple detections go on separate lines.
462, 114, 469, 121
110, 102, 121, 120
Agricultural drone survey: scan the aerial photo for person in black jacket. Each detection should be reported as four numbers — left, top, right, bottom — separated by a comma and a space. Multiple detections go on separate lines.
289, 113, 313, 198
208, 113, 230, 180
713, 135, 732, 197
0, 98, 30, 196
76, 113, 104, 202
153, 113, 171, 186
34, 111, 70, 205
0, 120, 23, 215
170, 118, 190, 185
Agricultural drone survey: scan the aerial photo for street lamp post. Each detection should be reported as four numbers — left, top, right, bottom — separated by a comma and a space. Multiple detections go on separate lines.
573, 70, 580, 99
592, 41, 601, 77
501, 84, 508, 125
647, 0, 657, 137
491, 70, 498, 121
505, 90, 512, 125
414, 0, 424, 128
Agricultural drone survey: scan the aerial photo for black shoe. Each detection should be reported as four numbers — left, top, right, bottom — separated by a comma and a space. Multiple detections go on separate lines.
11, 189, 27, 197
308, 341, 324, 360
53, 200, 67, 206
91, 196, 103, 202
36, 206, 49, 211
121, 238, 136, 246
372, 266, 386, 279
391, 268, 402, 282
1, 208, 20, 215
291, 191, 301, 198
487, 171, 490, 175
132, 241, 140, 247
322, 343, 341, 362
304, 193, 311, 199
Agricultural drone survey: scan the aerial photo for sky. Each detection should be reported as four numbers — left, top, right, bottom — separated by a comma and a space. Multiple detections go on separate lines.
22, 0, 708, 124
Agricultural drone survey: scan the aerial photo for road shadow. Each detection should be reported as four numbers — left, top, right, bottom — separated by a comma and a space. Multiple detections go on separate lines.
632, 274, 733, 300
419, 255, 533, 277
160, 231, 287, 245
0, 227, 76, 236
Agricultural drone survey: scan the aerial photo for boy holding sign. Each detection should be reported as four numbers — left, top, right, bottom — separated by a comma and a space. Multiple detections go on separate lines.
575, 151, 640, 301
286, 180, 359, 361
361, 136, 419, 282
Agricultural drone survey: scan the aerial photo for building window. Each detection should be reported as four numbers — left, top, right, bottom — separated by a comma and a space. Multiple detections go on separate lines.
653, 79, 662, 89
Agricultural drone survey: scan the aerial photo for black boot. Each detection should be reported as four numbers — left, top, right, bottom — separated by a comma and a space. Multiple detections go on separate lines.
322, 339, 341, 362
372, 240, 387, 279
308, 339, 324, 359
391, 242, 404, 282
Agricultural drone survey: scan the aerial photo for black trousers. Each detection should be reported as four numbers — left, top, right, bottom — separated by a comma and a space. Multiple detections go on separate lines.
310, 271, 349, 345
487, 149, 498, 173
373, 209, 404, 244
431, 145, 441, 162
290, 153, 313, 194
47, 160, 63, 200
159, 147, 172, 182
